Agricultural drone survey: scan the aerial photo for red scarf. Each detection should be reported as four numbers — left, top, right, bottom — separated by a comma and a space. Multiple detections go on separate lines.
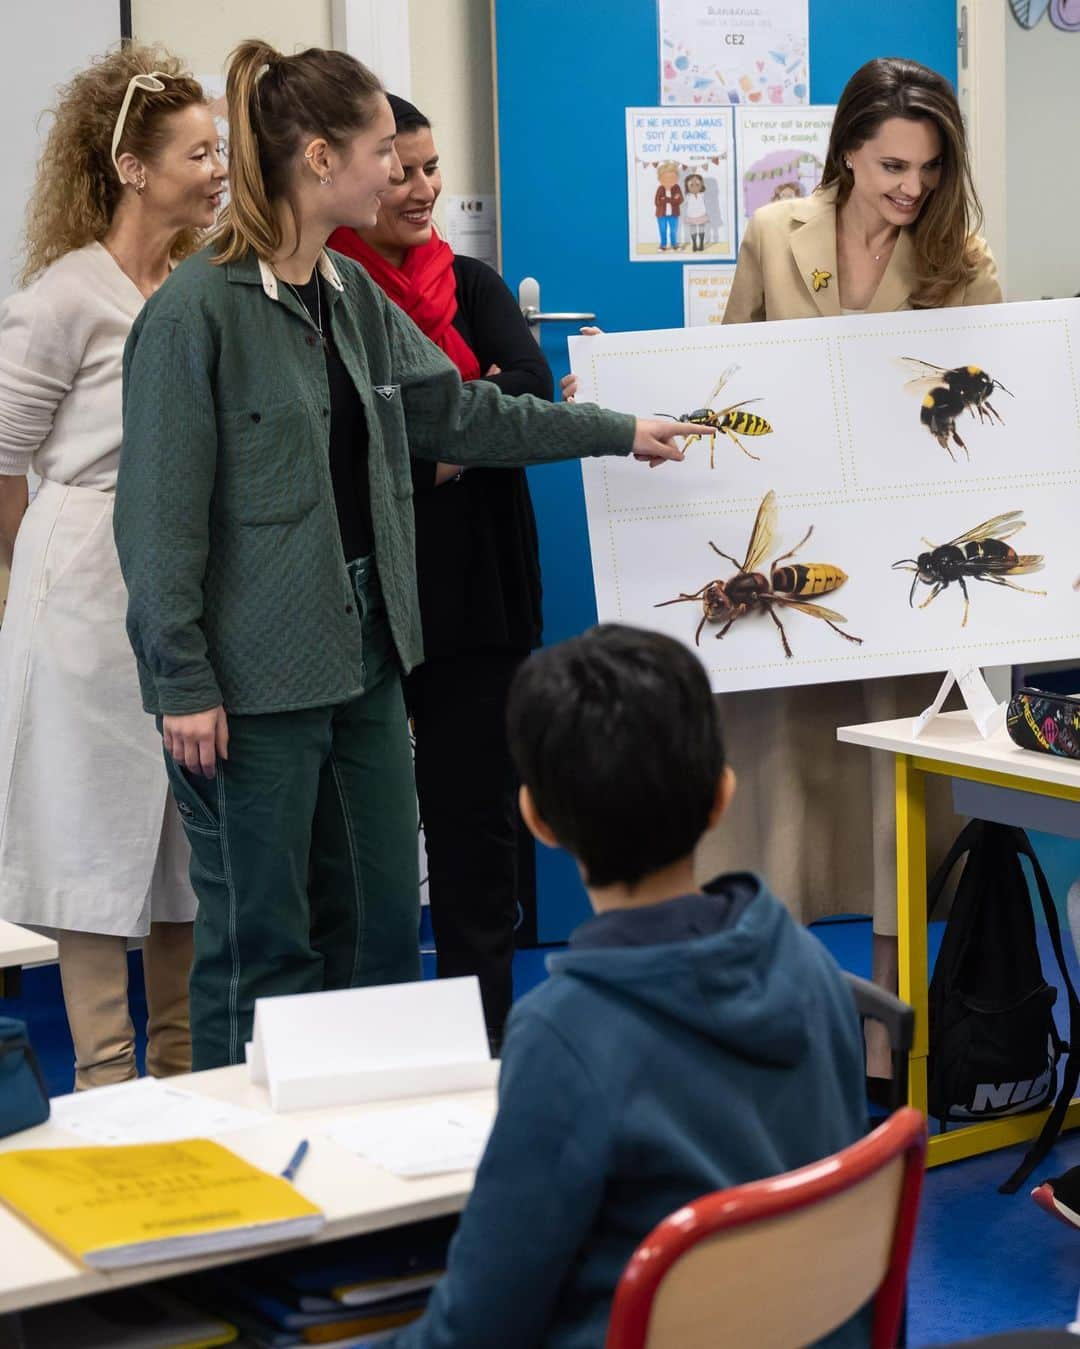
328, 229, 483, 381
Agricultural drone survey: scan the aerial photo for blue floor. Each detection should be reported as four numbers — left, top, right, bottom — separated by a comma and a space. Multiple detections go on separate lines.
5, 912, 1080, 1344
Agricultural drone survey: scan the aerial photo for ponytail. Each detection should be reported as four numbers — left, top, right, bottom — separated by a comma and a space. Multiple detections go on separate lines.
212, 38, 384, 265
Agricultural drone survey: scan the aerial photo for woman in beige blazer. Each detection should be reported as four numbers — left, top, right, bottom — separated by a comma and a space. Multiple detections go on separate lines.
697, 57, 1002, 1083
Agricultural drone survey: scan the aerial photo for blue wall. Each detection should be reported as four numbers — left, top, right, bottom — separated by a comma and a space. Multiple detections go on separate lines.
497, 0, 962, 940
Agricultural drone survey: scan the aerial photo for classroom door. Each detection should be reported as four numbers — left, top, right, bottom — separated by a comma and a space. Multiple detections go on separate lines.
493, 0, 960, 942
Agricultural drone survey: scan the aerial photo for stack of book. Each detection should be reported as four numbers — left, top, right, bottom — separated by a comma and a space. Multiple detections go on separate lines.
3, 1286, 238, 1348
179, 1214, 457, 1348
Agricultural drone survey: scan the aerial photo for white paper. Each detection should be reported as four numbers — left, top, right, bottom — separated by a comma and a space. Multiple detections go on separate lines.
626, 108, 736, 262
683, 264, 737, 326
734, 105, 835, 241
569, 300, 1080, 694
444, 194, 497, 268
251, 976, 494, 1113
325, 1101, 494, 1178
660, 0, 810, 107
47, 1079, 270, 1144
913, 666, 1005, 739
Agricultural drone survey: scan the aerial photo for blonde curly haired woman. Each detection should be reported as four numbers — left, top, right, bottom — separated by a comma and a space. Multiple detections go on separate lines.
0, 47, 226, 1088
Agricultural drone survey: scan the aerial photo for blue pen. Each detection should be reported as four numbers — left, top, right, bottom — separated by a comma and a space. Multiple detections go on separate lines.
281, 1138, 309, 1183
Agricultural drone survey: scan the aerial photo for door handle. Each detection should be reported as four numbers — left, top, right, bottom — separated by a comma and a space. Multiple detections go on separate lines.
517, 276, 596, 329
522, 309, 598, 325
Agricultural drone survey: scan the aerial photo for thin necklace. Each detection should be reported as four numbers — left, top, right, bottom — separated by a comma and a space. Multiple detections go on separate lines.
282, 272, 324, 340
839, 212, 898, 265
871, 228, 899, 264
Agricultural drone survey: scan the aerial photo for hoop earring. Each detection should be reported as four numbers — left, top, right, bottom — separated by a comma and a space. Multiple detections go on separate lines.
320, 175, 332, 187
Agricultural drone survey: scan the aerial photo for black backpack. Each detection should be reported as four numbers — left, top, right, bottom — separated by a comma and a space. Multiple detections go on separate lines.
927, 819, 1080, 1194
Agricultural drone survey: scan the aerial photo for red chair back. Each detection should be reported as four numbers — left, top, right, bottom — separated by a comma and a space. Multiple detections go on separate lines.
605, 1107, 927, 1349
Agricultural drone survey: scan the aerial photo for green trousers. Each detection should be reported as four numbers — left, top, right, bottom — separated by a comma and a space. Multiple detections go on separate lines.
164, 559, 421, 1069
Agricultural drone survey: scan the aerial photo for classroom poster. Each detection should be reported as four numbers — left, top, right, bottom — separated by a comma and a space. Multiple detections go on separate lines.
683, 264, 737, 326
445, 195, 498, 268
734, 104, 835, 240
625, 107, 736, 261
659, 0, 809, 106
570, 300, 1080, 693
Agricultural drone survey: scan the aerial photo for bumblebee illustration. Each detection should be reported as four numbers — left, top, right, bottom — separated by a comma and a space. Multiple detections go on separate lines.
655, 489, 863, 657
657, 364, 772, 469
892, 510, 1045, 627
902, 357, 1013, 459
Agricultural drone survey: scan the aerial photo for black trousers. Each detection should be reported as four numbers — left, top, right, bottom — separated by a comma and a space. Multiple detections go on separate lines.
405, 648, 528, 1044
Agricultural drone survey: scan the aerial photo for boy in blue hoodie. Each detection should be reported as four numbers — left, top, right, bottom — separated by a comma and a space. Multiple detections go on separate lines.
392, 624, 868, 1349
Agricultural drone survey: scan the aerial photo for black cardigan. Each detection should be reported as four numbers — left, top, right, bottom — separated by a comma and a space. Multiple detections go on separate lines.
409, 254, 552, 661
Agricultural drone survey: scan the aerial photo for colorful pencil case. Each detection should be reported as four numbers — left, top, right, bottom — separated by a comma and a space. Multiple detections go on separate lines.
1006, 688, 1080, 759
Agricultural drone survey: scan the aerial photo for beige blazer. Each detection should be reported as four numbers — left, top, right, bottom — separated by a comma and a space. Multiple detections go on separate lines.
723, 183, 1002, 324
696, 185, 1002, 932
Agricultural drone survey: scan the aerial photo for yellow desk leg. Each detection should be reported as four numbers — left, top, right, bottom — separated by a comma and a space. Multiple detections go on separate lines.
895, 754, 929, 1119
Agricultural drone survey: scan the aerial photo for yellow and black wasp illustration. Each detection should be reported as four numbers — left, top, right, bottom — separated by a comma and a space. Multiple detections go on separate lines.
892, 510, 1045, 627
657, 364, 772, 469
655, 489, 863, 657
902, 357, 1014, 460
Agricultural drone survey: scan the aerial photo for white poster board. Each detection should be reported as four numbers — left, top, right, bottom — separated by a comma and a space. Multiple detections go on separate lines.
625, 107, 736, 261
683, 264, 736, 326
572, 300, 1080, 692
659, 0, 810, 107
734, 105, 835, 242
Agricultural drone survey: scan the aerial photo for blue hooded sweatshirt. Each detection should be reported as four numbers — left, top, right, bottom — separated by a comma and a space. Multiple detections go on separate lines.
391, 875, 869, 1349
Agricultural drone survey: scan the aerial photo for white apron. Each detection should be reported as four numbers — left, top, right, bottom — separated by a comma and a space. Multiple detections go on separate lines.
0, 478, 194, 936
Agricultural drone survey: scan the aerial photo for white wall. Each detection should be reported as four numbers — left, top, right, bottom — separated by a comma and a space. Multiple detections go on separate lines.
1005, 21, 1080, 301
1, 0, 120, 301
132, 0, 496, 240
407, 0, 497, 238
132, 0, 332, 78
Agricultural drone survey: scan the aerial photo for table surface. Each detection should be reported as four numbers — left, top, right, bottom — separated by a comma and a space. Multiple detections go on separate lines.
0, 919, 57, 970
0, 1064, 496, 1315
838, 710, 1080, 792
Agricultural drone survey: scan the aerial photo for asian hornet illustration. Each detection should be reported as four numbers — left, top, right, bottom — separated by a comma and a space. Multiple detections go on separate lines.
656, 364, 773, 469
655, 489, 863, 657
892, 510, 1045, 627
902, 357, 1014, 460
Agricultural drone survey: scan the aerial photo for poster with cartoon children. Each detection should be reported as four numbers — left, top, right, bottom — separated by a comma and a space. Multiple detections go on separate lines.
626, 108, 736, 262
734, 105, 835, 242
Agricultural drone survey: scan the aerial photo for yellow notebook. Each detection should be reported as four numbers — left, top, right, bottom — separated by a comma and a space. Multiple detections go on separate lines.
0, 1139, 325, 1270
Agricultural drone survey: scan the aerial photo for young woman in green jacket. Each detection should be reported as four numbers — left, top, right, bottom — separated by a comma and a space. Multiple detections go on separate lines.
114, 40, 705, 1069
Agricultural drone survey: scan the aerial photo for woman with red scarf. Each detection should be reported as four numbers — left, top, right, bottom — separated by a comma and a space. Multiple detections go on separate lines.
329, 95, 550, 1051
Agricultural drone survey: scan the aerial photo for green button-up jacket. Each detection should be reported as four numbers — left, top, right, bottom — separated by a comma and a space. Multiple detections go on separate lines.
114, 247, 634, 716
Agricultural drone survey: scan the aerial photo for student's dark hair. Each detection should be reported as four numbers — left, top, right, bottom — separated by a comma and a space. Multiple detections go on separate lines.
213, 39, 385, 264
507, 625, 725, 890
387, 93, 431, 136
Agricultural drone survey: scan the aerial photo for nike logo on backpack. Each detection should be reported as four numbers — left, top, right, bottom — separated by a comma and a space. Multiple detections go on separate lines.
969, 1066, 1054, 1115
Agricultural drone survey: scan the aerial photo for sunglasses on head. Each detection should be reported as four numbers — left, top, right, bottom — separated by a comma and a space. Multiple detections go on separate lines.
111, 71, 168, 182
